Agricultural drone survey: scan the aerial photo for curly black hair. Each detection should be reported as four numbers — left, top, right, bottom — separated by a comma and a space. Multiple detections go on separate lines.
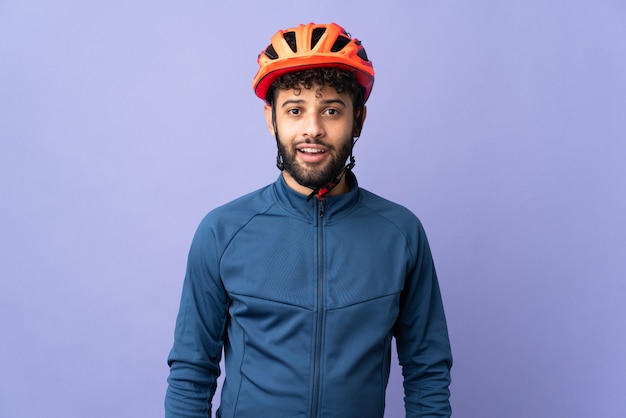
267, 67, 363, 105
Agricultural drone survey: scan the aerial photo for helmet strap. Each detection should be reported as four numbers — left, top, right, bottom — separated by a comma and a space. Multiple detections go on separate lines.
271, 104, 285, 171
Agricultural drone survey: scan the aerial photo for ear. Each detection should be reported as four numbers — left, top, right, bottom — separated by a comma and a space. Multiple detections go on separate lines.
264, 104, 275, 136
353, 105, 367, 136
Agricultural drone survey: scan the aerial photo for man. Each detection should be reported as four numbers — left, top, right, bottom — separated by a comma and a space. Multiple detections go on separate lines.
165, 22, 452, 417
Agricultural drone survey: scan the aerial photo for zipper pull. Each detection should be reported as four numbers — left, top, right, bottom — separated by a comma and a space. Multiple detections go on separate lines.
319, 201, 326, 218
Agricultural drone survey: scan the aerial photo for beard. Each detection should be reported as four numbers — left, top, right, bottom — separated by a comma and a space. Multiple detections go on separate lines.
278, 136, 353, 190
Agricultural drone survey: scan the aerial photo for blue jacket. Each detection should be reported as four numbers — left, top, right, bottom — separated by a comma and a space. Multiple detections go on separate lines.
166, 174, 452, 417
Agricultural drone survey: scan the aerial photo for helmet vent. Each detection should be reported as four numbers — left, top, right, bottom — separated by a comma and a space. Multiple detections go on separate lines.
264, 44, 279, 60
283, 31, 297, 52
331, 35, 351, 52
311, 27, 326, 49
357, 46, 369, 62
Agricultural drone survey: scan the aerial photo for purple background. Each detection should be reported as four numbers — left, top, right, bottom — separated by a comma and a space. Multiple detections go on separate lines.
1, 1, 625, 417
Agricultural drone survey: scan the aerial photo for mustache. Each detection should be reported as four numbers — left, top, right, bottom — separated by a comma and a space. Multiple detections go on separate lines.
293, 139, 333, 148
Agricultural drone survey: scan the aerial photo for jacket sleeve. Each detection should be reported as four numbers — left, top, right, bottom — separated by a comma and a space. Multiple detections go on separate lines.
165, 218, 229, 418
394, 222, 453, 417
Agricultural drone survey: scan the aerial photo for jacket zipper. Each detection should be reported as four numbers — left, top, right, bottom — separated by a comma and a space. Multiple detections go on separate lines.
311, 200, 326, 418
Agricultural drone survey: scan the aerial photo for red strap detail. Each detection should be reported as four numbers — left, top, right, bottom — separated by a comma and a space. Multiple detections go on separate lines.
317, 181, 337, 198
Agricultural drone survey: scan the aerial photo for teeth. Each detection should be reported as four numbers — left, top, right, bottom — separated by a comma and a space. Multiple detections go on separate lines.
300, 148, 325, 153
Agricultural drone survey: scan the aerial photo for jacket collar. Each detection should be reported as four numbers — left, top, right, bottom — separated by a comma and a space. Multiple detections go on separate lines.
272, 172, 360, 222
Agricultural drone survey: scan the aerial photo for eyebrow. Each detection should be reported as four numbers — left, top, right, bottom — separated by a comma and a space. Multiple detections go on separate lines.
280, 98, 347, 108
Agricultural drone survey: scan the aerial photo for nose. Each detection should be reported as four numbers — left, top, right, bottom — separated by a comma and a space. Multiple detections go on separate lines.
303, 112, 324, 139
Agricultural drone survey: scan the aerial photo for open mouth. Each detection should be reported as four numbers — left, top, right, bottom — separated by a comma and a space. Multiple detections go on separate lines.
296, 145, 328, 163
298, 147, 327, 154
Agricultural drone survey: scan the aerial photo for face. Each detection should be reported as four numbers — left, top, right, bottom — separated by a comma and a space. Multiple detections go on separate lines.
265, 84, 360, 196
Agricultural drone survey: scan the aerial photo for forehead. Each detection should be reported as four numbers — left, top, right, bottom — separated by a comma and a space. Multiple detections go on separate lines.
273, 84, 353, 106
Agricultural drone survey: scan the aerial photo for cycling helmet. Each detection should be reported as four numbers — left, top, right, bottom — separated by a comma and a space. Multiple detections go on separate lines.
252, 22, 375, 103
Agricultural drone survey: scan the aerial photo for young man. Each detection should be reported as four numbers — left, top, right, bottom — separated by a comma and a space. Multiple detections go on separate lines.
165, 23, 452, 417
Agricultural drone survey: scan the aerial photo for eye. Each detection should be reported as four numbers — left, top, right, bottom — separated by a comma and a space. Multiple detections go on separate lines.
324, 108, 340, 116
287, 108, 300, 115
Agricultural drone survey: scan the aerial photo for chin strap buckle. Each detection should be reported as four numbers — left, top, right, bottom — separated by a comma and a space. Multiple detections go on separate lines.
306, 157, 355, 202
307, 178, 339, 201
